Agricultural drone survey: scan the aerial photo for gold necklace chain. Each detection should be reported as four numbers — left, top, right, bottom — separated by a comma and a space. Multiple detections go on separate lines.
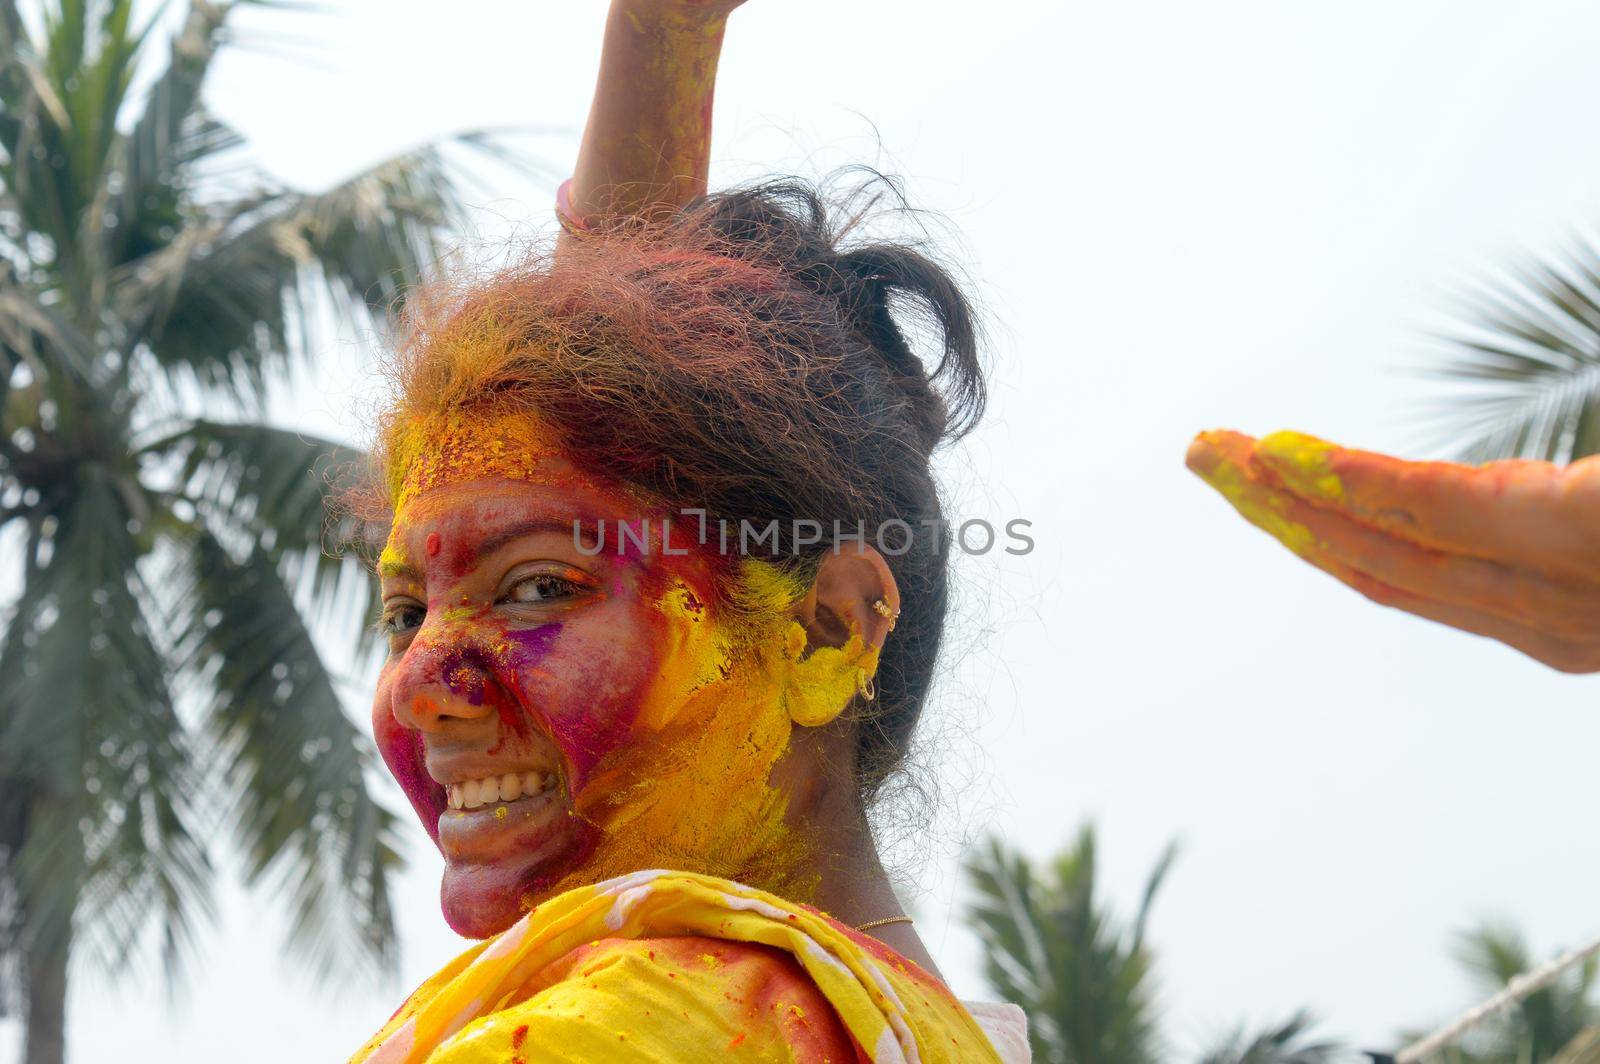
854, 915, 915, 933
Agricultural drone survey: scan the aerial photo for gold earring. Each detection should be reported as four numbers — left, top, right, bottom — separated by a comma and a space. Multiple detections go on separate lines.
872, 598, 893, 618
856, 668, 876, 701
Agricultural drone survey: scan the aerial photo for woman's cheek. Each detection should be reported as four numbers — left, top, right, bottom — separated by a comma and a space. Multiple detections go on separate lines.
501, 620, 656, 790
370, 677, 439, 844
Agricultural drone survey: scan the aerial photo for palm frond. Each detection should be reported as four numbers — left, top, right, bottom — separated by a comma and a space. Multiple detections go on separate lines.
965, 835, 1056, 1022
1197, 1011, 1347, 1064
0, 273, 98, 389
110, 191, 300, 399
120, 133, 493, 402
0, 35, 76, 257
0, 471, 211, 978
1446, 922, 1600, 1061
1552, 1023, 1600, 1064
8, 0, 148, 268
152, 416, 385, 664
109, 0, 240, 268
156, 417, 375, 564
965, 825, 1172, 1064
184, 531, 400, 978
287, 138, 482, 319
1423, 241, 1600, 463
1132, 837, 1179, 951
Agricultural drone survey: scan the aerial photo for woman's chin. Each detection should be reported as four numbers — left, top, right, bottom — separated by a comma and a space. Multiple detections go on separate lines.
440, 863, 536, 938
437, 831, 593, 938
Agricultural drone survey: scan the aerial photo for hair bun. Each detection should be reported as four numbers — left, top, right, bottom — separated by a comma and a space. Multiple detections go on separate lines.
680, 173, 987, 455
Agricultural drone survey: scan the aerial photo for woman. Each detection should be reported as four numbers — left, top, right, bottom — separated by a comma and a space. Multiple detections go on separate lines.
351, 2, 1600, 1061
353, 2, 1021, 1060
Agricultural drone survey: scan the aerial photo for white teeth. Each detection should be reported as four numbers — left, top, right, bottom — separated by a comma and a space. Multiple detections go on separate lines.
446, 771, 558, 811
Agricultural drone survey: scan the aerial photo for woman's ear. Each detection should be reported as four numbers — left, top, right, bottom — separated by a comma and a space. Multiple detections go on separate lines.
779, 544, 899, 729
792, 544, 901, 657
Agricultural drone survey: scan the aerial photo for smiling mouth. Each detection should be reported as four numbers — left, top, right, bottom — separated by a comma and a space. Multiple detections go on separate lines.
444, 771, 559, 811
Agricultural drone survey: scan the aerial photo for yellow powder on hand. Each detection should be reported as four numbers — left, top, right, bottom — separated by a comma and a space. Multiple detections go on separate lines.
1256, 430, 1345, 501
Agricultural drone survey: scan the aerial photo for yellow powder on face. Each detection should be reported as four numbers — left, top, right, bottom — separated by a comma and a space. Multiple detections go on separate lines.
558, 576, 810, 893
383, 414, 880, 907
387, 409, 563, 512
1256, 430, 1345, 501
629, 582, 736, 733
728, 558, 878, 728
783, 628, 877, 728
535, 564, 880, 908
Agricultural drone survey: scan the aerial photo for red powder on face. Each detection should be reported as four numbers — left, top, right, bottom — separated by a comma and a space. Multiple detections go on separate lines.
425, 532, 441, 557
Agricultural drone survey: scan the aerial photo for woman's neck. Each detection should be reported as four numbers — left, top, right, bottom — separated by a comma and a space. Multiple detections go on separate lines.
814, 829, 945, 981
790, 764, 946, 982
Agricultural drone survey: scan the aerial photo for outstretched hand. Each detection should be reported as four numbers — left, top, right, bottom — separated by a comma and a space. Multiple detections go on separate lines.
1186, 430, 1600, 674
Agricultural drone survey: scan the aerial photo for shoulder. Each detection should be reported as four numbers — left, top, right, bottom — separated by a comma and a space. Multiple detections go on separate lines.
961, 1001, 1032, 1064
428, 934, 859, 1063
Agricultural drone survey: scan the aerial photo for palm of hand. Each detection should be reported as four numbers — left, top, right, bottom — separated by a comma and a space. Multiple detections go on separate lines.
1187, 429, 1600, 674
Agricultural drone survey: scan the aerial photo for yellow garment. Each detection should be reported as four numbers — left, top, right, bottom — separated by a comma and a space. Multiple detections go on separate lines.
351, 869, 1005, 1063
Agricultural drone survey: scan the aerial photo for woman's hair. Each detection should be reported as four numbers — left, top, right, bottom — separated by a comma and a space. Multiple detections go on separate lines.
376, 172, 986, 806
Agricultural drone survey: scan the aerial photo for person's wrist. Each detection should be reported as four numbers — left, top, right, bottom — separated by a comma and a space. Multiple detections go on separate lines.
610, 0, 731, 37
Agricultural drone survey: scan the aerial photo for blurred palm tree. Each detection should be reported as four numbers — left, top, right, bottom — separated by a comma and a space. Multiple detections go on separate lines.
0, 2, 505, 1060
964, 825, 1176, 1063
1403, 922, 1599, 1064
966, 827, 1352, 1064
1422, 242, 1600, 463
1196, 1011, 1347, 1064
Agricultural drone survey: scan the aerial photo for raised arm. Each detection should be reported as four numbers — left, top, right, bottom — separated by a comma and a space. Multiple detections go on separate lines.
563, 0, 747, 231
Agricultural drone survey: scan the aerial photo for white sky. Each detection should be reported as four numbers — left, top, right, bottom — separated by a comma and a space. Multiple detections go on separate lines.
7, 0, 1600, 1060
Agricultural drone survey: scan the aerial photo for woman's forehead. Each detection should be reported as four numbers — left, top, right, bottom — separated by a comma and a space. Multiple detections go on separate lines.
379, 475, 714, 590
388, 409, 566, 510
387, 476, 627, 556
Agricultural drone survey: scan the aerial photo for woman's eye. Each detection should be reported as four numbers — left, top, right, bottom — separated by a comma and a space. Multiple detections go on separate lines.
503, 573, 582, 606
381, 603, 426, 635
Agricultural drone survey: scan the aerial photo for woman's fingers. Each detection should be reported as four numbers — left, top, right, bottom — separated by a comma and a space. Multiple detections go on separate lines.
1249, 430, 1600, 582
1186, 429, 1600, 672
1186, 429, 1319, 556
1305, 553, 1600, 675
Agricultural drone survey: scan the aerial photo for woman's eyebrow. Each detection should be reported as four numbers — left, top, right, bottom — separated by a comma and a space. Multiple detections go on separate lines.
476, 517, 598, 558
377, 558, 421, 581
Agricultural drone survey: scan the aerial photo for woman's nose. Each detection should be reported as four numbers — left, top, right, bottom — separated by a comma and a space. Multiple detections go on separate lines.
389, 638, 499, 734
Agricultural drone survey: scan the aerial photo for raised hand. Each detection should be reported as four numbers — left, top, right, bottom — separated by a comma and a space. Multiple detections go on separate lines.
566, 0, 750, 230
1186, 429, 1600, 674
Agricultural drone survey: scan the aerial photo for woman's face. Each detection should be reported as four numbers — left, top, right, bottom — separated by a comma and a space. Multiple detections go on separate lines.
372, 444, 817, 938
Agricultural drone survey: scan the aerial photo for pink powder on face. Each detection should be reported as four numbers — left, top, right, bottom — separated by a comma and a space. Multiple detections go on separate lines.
374, 713, 440, 843
494, 624, 645, 791
425, 532, 442, 557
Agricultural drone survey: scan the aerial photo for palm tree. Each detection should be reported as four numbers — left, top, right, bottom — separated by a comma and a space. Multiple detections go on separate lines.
1420, 241, 1600, 463
1400, 922, 1600, 1064
1197, 1011, 1347, 1064
0, 2, 499, 1060
966, 827, 1353, 1064
964, 825, 1178, 1063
